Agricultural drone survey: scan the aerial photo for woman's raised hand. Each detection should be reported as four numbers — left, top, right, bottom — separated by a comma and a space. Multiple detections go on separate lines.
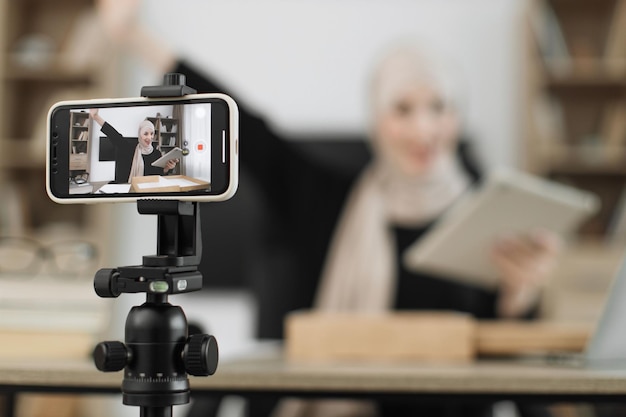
89, 108, 105, 127
95, 0, 142, 44
95, 0, 176, 73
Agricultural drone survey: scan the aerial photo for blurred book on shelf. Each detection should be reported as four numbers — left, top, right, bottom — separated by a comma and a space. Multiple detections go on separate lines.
600, 101, 626, 147
0, 275, 108, 360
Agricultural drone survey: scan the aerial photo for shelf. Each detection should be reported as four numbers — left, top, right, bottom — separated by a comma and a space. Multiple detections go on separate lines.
548, 0, 618, 7
542, 58, 626, 78
547, 163, 626, 176
539, 144, 626, 175
546, 77, 626, 97
0, 139, 44, 169
3, 62, 93, 83
545, 0, 619, 60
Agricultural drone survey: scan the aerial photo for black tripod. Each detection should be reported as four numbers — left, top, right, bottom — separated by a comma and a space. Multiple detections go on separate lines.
92, 76, 218, 417
93, 200, 218, 417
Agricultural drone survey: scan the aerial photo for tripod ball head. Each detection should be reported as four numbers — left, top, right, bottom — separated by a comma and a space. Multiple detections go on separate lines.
92, 296, 219, 408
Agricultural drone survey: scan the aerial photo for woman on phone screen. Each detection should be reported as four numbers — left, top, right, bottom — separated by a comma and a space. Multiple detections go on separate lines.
89, 108, 178, 183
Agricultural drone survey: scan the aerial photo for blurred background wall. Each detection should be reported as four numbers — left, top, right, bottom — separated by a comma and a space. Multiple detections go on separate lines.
123, 0, 527, 170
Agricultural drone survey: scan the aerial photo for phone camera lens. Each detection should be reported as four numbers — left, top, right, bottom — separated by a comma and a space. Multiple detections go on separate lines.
52, 131, 59, 139
52, 168, 58, 175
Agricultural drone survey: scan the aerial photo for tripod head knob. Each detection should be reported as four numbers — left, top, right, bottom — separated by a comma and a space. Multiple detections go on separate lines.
94, 268, 121, 298
183, 334, 219, 376
93, 341, 128, 372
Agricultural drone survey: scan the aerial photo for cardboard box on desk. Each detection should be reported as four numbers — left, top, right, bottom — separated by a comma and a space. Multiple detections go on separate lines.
476, 321, 590, 355
285, 311, 476, 362
285, 311, 592, 362
131, 175, 210, 193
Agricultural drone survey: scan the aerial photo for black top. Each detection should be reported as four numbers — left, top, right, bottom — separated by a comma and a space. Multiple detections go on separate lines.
393, 225, 497, 317
175, 61, 507, 339
100, 122, 164, 183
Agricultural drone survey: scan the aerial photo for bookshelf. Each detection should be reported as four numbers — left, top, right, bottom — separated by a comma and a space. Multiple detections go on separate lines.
158, 117, 181, 152
69, 110, 90, 172
0, 0, 117, 239
0, 2, 121, 415
147, 115, 181, 151
524, 0, 626, 238
525, 6, 626, 394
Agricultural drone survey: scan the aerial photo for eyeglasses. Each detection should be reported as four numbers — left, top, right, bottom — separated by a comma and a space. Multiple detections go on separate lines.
70, 172, 89, 185
0, 237, 99, 278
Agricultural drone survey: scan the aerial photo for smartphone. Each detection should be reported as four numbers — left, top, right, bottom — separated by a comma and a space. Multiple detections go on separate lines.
46, 93, 238, 203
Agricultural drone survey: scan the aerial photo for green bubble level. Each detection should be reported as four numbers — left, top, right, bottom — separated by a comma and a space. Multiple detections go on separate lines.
149, 281, 170, 293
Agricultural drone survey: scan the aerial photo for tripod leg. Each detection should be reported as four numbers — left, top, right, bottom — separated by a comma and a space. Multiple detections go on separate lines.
140, 406, 172, 417
1, 393, 16, 417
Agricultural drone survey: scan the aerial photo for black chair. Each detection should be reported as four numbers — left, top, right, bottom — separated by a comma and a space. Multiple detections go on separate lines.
197, 136, 371, 337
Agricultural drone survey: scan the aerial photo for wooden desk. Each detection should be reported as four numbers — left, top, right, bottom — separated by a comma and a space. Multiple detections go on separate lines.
2, 349, 626, 401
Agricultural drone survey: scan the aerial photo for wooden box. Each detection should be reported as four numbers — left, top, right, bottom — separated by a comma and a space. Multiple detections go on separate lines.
285, 311, 476, 362
131, 175, 209, 193
476, 321, 591, 356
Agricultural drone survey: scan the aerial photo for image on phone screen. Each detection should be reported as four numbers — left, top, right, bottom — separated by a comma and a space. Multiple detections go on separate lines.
48, 97, 234, 201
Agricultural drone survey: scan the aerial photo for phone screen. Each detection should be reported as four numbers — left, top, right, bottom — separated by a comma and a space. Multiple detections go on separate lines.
48, 95, 236, 202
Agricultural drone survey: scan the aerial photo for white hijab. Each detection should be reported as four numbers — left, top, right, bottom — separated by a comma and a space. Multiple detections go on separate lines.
128, 120, 155, 183
315, 44, 470, 312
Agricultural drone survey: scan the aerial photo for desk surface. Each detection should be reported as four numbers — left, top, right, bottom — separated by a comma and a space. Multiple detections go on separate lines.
2, 349, 626, 399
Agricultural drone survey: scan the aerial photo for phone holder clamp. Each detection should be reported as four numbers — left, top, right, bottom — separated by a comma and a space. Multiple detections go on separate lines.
140, 73, 197, 98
